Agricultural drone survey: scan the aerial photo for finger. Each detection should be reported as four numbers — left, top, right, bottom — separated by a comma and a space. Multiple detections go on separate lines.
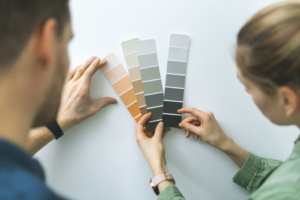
94, 97, 117, 111
72, 56, 97, 81
194, 134, 199, 140
137, 113, 152, 133
68, 65, 81, 81
192, 121, 201, 126
178, 108, 205, 118
185, 130, 191, 138
181, 115, 199, 124
154, 122, 164, 140
83, 58, 106, 84
179, 122, 199, 134
136, 113, 152, 140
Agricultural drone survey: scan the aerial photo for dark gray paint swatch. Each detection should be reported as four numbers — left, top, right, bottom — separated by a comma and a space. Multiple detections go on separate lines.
145, 93, 164, 108
140, 66, 161, 81
163, 115, 182, 127
149, 121, 159, 135
165, 88, 184, 101
149, 121, 170, 134
148, 106, 163, 121
163, 101, 183, 114
166, 74, 186, 88
168, 47, 188, 62
166, 61, 187, 75
143, 80, 163, 95
138, 53, 158, 68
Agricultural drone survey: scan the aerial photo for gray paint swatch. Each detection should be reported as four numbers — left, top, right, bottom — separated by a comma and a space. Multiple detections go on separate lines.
170, 34, 190, 48
166, 74, 186, 88
163, 101, 183, 114
140, 66, 161, 81
145, 93, 164, 108
165, 88, 184, 101
163, 34, 190, 127
168, 47, 189, 62
147, 106, 164, 121
143, 80, 163, 95
138, 53, 159, 68
166, 61, 187, 75
137, 39, 167, 134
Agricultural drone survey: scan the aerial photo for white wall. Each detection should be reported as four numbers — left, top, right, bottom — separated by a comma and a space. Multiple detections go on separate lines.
34, 0, 300, 199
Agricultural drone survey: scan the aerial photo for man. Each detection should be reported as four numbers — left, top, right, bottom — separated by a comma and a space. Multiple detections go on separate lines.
0, 0, 117, 199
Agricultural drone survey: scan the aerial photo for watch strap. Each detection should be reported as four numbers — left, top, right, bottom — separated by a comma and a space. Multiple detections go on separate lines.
151, 172, 175, 187
46, 120, 64, 140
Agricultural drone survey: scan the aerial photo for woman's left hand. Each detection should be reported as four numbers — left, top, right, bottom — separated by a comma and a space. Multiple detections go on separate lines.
135, 113, 168, 176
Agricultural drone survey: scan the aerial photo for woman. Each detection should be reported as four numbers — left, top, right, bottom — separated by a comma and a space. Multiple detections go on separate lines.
135, 1, 300, 199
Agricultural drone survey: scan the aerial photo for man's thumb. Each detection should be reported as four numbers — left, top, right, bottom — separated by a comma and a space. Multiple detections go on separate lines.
95, 97, 117, 110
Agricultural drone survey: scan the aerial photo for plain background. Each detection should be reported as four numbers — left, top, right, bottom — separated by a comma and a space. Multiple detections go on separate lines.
34, 0, 300, 199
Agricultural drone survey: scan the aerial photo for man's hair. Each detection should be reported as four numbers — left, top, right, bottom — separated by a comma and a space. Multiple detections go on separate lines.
0, 0, 70, 70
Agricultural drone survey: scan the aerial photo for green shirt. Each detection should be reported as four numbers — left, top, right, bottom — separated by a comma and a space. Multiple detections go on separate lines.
158, 135, 300, 200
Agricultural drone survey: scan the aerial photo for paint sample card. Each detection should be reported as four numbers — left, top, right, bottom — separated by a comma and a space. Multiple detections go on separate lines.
102, 53, 143, 123
163, 34, 190, 127
121, 38, 148, 116
136, 40, 170, 134
121, 38, 151, 133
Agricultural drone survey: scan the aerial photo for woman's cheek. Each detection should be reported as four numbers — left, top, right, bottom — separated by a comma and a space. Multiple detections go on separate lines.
252, 92, 269, 114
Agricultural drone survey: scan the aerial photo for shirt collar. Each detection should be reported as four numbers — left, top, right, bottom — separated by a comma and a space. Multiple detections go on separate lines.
0, 139, 45, 181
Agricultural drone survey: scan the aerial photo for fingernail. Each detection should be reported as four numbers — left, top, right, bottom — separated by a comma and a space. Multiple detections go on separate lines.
102, 58, 107, 63
91, 56, 96, 60
179, 123, 182, 127
114, 99, 117, 104
159, 122, 164, 127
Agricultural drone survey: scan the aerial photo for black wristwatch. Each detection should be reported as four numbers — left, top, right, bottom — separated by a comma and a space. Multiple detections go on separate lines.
46, 120, 64, 140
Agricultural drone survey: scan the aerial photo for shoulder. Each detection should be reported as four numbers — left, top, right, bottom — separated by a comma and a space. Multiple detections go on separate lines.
0, 167, 64, 200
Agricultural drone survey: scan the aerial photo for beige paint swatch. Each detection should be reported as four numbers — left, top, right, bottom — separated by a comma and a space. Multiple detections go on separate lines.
122, 38, 151, 133
121, 38, 147, 115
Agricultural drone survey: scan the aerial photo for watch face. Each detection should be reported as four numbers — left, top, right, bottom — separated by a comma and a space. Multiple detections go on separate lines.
150, 180, 154, 187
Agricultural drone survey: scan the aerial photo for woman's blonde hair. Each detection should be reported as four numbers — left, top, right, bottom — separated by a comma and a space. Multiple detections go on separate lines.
236, 1, 300, 94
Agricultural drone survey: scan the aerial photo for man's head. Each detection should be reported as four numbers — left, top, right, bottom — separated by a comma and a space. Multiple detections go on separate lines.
0, 0, 72, 128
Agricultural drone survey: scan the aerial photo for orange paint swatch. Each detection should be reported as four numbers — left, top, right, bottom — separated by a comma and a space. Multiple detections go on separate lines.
112, 75, 132, 95
102, 53, 142, 124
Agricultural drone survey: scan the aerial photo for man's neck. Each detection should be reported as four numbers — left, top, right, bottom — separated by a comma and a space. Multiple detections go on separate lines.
0, 68, 36, 150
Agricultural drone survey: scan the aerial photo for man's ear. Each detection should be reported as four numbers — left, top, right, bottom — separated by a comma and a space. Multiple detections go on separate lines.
278, 87, 299, 116
35, 18, 57, 69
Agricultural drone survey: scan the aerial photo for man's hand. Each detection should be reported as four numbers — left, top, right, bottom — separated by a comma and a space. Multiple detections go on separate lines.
57, 56, 117, 131
26, 56, 117, 155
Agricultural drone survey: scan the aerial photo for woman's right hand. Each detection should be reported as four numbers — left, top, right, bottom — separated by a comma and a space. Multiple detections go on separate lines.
178, 108, 230, 151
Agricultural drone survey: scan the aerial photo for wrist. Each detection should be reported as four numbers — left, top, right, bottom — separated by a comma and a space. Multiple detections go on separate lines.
56, 119, 70, 132
151, 164, 168, 177
218, 137, 235, 153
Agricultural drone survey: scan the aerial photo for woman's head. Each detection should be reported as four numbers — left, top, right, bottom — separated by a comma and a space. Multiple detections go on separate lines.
235, 1, 300, 125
